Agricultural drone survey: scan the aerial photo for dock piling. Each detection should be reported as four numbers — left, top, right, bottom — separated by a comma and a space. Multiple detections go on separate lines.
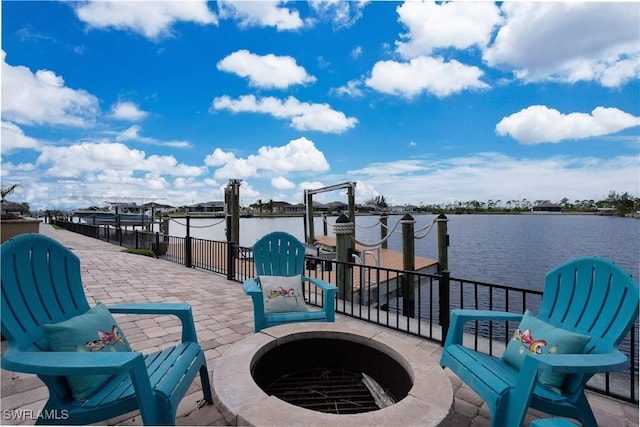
333, 214, 354, 302
380, 214, 388, 250
436, 214, 449, 272
401, 214, 416, 318
185, 215, 192, 268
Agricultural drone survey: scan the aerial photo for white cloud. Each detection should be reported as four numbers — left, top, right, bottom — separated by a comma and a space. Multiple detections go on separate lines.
110, 101, 149, 121
115, 125, 191, 148
116, 125, 143, 141
365, 56, 489, 98
217, 50, 316, 89
74, 0, 217, 39
235, 180, 260, 201
308, 0, 368, 29
206, 137, 329, 180
396, 1, 503, 58
36, 142, 203, 179
205, 148, 237, 167
332, 79, 364, 97
217, 0, 305, 31
348, 153, 639, 206
271, 176, 295, 190
1, 121, 41, 154
349, 160, 427, 177
211, 95, 357, 133
299, 181, 325, 191
484, 2, 640, 87
496, 106, 640, 144
1, 51, 99, 127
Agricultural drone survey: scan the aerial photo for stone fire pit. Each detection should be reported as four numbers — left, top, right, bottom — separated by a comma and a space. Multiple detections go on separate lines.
212, 322, 453, 426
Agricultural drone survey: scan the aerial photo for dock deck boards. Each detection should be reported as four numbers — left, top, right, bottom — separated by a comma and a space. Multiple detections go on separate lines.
313, 235, 438, 272
308, 235, 438, 295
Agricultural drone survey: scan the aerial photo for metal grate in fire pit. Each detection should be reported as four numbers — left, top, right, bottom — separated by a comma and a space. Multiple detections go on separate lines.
264, 368, 390, 414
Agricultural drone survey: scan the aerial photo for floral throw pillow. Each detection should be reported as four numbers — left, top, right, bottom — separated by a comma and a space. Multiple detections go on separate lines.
43, 302, 131, 401
502, 310, 591, 393
260, 274, 308, 313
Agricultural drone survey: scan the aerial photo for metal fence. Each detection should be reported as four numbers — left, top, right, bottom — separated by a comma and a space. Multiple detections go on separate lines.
53, 220, 638, 404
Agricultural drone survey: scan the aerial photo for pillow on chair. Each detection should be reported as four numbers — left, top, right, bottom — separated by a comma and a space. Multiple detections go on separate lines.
44, 302, 131, 401
260, 275, 308, 313
502, 310, 590, 392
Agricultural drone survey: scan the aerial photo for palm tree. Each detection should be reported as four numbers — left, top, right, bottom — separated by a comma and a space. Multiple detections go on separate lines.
1, 183, 21, 217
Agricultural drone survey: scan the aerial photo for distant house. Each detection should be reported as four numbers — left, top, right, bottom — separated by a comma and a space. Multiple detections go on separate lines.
596, 207, 617, 216
531, 202, 563, 213
141, 202, 176, 215
325, 201, 348, 212
269, 201, 305, 214
357, 204, 376, 213
187, 201, 225, 213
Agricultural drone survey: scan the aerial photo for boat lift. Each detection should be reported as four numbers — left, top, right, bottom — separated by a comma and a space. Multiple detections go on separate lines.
303, 182, 356, 245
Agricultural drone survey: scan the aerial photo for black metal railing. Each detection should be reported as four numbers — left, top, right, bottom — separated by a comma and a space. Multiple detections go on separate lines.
53, 220, 639, 404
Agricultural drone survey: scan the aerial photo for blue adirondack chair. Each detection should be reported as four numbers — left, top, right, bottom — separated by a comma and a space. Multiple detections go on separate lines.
243, 231, 338, 332
440, 256, 639, 427
1, 233, 213, 425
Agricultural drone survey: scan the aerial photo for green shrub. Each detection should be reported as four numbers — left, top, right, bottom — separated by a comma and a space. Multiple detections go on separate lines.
121, 248, 156, 258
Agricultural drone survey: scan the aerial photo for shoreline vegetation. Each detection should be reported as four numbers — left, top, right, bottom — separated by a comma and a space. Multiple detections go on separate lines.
177, 190, 639, 219
43, 190, 639, 221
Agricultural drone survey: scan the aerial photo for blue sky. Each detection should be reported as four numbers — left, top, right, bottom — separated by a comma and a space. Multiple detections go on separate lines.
2, 1, 639, 211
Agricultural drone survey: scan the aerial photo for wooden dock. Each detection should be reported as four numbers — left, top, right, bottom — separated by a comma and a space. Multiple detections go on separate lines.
309, 235, 439, 306
313, 235, 438, 272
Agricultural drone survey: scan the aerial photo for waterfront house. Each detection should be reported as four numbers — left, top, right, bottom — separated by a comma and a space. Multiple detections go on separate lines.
531, 202, 563, 212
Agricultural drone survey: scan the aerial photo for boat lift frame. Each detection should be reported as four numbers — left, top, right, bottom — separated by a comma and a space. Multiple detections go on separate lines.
304, 182, 356, 245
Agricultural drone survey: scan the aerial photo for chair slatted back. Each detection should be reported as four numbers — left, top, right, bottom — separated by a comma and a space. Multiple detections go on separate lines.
1, 233, 90, 352
252, 232, 305, 278
537, 256, 639, 355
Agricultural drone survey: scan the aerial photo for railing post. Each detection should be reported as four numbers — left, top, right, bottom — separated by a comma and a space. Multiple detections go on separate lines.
162, 216, 170, 243
333, 214, 354, 301
227, 242, 235, 280
185, 215, 192, 268
155, 232, 160, 256
401, 213, 416, 318
439, 270, 451, 346
380, 214, 388, 249
437, 213, 449, 272
135, 230, 139, 249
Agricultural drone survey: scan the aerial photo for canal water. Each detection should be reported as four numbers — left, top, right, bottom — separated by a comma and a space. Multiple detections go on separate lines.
168, 214, 639, 290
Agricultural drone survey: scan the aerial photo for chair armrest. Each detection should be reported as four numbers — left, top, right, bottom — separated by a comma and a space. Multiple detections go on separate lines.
444, 309, 523, 347
1, 348, 143, 376
304, 277, 337, 321
108, 302, 191, 316
304, 276, 338, 292
524, 350, 630, 375
243, 278, 267, 331
107, 303, 198, 343
243, 278, 262, 295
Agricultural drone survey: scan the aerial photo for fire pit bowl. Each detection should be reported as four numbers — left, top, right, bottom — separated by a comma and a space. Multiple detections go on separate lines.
212, 322, 453, 426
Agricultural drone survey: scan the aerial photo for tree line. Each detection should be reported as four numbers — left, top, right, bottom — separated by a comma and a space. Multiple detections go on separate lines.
369, 191, 639, 217
426, 191, 638, 216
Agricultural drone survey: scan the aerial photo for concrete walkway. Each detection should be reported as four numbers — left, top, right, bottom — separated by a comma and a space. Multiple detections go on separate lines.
1, 224, 637, 426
